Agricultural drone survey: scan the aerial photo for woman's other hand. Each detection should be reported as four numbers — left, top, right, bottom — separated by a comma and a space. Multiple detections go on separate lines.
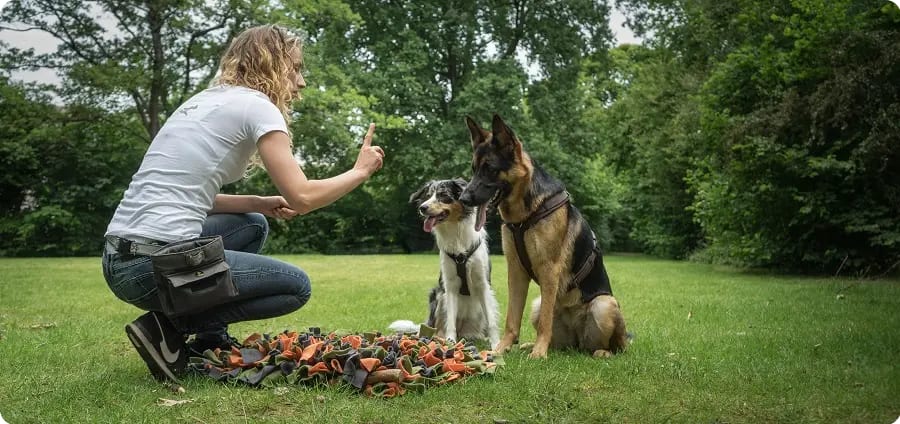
257, 195, 300, 219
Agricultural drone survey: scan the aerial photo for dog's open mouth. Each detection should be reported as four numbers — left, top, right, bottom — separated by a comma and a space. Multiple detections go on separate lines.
474, 190, 502, 232
422, 211, 449, 233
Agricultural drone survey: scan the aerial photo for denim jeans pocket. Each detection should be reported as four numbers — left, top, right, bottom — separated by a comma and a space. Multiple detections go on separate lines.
104, 253, 157, 305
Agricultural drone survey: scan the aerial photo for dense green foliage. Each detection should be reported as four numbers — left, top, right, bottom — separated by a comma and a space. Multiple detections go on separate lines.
602, 0, 900, 274
1, 0, 897, 274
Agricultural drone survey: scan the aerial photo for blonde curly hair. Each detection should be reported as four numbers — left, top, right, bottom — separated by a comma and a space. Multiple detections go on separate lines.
214, 24, 304, 125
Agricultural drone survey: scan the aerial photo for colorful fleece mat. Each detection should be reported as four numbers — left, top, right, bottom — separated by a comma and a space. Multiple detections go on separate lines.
188, 328, 504, 398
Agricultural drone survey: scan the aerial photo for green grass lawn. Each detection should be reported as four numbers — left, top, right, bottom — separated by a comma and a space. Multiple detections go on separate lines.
0, 254, 898, 423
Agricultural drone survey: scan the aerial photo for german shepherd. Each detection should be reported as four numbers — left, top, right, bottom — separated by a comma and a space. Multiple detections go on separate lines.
459, 114, 628, 359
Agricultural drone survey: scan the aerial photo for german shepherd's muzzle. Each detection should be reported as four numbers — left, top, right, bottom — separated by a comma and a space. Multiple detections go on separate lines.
460, 114, 629, 359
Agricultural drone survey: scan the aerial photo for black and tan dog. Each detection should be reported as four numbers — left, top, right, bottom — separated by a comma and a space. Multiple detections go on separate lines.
459, 114, 628, 359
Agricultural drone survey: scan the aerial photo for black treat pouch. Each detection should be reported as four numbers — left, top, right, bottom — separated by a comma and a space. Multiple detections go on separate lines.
151, 236, 237, 317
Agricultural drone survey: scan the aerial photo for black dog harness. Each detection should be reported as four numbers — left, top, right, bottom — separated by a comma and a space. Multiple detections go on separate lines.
444, 238, 483, 296
503, 191, 611, 303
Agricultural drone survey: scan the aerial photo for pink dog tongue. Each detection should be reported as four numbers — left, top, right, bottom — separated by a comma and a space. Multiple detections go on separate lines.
475, 205, 487, 232
423, 216, 437, 233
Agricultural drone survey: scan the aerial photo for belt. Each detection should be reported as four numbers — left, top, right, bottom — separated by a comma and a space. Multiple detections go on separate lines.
105, 235, 166, 256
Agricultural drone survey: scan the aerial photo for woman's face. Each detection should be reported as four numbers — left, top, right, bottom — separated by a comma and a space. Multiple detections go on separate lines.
288, 47, 306, 96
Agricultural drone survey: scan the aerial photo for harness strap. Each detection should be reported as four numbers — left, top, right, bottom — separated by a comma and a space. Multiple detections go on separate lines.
570, 232, 600, 291
504, 191, 570, 284
444, 238, 483, 296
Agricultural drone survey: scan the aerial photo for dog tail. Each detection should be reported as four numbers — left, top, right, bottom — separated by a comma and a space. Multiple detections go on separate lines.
387, 320, 420, 334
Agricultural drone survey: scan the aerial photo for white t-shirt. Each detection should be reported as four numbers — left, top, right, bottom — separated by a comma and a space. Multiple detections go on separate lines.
105, 85, 288, 243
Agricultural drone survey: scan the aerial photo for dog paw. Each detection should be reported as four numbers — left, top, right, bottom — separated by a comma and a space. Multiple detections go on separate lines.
527, 349, 548, 359
592, 349, 613, 358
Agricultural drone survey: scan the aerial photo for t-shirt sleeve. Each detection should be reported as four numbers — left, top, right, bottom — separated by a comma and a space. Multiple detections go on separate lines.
244, 96, 289, 143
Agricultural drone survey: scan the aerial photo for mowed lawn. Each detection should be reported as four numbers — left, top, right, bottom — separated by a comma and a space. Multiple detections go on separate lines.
0, 254, 898, 423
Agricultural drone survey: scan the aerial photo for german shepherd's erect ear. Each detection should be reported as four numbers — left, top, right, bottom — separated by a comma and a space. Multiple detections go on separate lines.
465, 116, 490, 149
491, 114, 523, 158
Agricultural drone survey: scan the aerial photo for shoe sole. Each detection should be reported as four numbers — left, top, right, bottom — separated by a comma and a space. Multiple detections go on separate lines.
125, 323, 181, 384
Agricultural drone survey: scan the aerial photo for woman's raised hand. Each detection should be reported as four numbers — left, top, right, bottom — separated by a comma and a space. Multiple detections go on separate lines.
353, 123, 383, 177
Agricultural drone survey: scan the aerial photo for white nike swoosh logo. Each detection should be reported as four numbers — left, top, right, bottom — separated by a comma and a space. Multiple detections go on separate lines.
155, 315, 181, 363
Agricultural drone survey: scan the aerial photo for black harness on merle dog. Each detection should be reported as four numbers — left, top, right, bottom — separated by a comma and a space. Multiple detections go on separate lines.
444, 238, 483, 296
503, 191, 612, 303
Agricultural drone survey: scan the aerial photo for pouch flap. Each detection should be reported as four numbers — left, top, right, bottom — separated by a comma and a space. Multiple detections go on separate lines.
152, 236, 225, 271
165, 261, 231, 288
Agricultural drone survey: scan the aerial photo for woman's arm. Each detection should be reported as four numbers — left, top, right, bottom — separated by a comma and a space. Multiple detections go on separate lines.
210, 194, 299, 219
257, 124, 383, 215
209, 194, 262, 214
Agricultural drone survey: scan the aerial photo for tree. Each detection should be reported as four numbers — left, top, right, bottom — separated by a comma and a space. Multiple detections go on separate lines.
346, 0, 615, 252
689, 0, 900, 274
0, 76, 147, 255
0, 0, 258, 139
0, 0, 631, 257
603, 0, 900, 273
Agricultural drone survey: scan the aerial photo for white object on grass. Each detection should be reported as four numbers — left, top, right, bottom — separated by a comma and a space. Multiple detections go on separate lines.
388, 320, 419, 334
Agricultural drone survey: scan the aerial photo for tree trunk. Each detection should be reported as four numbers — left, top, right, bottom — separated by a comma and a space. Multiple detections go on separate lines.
146, 0, 166, 139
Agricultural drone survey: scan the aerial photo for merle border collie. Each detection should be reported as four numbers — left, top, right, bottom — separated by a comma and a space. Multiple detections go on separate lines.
390, 179, 500, 346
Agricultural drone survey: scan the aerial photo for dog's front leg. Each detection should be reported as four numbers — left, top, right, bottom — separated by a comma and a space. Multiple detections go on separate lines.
496, 259, 530, 353
479, 293, 500, 348
444, 291, 458, 342
530, 265, 562, 359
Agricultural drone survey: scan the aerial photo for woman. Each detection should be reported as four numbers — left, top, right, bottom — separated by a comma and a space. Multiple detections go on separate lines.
101, 25, 384, 383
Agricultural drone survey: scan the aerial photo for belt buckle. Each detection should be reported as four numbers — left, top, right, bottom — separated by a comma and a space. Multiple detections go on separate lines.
115, 237, 133, 255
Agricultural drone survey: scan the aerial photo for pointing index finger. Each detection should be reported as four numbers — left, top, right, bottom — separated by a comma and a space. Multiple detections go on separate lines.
362, 123, 376, 147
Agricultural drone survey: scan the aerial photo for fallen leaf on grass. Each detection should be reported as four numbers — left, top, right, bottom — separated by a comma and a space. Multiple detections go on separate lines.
157, 398, 194, 407
28, 323, 57, 329
687, 311, 693, 320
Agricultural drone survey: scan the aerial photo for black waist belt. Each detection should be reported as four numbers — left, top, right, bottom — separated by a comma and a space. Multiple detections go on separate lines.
105, 235, 166, 256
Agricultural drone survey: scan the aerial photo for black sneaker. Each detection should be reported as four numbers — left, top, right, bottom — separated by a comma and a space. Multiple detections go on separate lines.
124, 311, 186, 383
186, 332, 241, 357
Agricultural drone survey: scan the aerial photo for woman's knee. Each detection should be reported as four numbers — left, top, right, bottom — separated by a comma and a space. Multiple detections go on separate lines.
245, 213, 269, 247
291, 268, 312, 307
245, 212, 269, 234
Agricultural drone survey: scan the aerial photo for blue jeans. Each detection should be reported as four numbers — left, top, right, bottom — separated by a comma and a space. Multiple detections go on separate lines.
101, 213, 311, 336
